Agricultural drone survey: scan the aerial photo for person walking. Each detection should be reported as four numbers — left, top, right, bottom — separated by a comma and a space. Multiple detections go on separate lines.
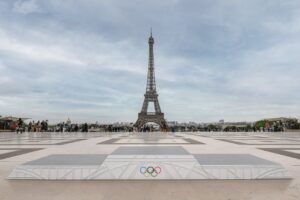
60, 123, 64, 132
17, 118, 23, 134
28, 121, 32, 132
36, 121, 41, 132
45, 120, 48, 132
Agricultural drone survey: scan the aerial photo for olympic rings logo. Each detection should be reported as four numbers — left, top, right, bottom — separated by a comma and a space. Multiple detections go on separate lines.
140, 166, 162, 177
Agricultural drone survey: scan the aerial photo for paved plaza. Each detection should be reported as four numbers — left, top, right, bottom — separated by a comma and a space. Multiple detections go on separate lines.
0, 132, 300, 199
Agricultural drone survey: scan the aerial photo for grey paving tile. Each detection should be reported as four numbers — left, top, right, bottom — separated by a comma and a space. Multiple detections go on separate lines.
112, 146, 190, 155
259, 148, 300, 160
24, 154, 107, 165
0, 148, 43, 160
194, 154, 278, 165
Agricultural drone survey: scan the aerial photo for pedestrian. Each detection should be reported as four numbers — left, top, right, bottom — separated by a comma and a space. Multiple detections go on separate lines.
60, 123, 64, 132
45, 120, 48, 132
36, 121, 41, 132
28, 121, 32, 132
85, 123, 88, 132
17, 118, 23, 134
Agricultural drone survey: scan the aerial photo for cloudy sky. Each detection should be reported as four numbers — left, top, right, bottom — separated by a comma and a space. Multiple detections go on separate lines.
0, 0, 300, 123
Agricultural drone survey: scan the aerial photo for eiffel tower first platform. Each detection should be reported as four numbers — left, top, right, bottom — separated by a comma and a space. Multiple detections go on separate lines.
135, 31, 168, 131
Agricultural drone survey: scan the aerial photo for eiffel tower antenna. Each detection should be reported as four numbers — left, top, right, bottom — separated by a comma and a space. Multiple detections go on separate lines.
135, 32, 168, 131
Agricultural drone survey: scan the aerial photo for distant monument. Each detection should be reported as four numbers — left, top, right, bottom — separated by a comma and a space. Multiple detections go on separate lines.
135, 31, 168, 131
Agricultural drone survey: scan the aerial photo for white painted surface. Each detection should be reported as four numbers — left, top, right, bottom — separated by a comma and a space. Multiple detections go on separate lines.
8, 154, 290, 180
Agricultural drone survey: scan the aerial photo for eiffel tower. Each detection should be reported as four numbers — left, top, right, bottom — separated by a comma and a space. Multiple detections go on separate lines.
135, 31, 168, 131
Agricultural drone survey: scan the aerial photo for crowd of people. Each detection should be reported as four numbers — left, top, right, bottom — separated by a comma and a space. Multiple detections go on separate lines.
8, 117, 300, 134
27, 120, 48, 132
14, 118, 89, 133
16, 118, 49, 133
53, 122, 88, 132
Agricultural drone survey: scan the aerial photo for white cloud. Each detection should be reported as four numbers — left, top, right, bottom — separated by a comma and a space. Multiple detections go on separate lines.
12, 0, 41, 14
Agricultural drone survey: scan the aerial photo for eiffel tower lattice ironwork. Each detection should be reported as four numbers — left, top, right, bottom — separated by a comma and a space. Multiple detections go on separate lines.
135, 31, 168, 130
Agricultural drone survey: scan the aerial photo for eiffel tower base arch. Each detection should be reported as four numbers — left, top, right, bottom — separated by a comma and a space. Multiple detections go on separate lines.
135, 113, 168, 131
